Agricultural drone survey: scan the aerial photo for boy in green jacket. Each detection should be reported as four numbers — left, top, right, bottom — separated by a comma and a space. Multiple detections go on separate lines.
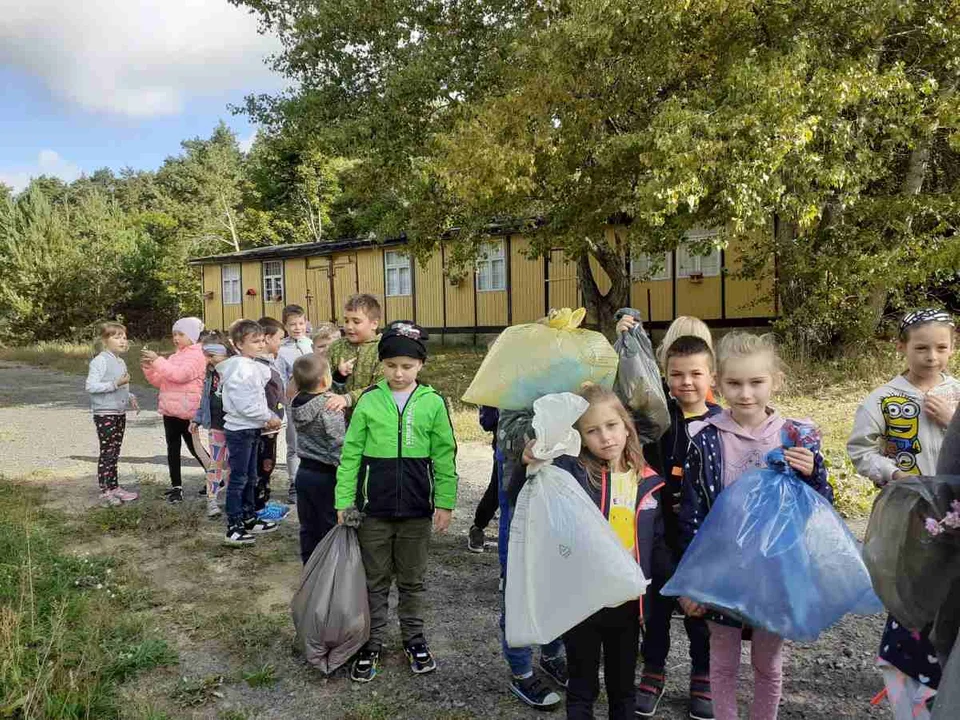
335, 321, 458, 684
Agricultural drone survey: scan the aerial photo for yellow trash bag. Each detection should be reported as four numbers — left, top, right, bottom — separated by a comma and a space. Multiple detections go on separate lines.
462, 308, 618, 410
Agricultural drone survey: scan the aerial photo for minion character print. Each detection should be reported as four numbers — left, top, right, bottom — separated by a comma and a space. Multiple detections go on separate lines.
880, 394, 922, 475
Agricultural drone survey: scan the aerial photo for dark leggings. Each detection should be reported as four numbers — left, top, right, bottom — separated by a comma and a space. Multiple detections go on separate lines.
94, 414, 126, 490
472, 460, 500, 529
162, 415, 205, 487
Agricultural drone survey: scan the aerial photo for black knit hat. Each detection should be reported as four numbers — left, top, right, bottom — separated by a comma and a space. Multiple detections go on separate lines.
378, 321, 429, 361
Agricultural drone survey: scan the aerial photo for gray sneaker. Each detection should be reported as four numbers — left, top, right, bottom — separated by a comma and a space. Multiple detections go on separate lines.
467, 525, 486, 553
206, 497, 221, 518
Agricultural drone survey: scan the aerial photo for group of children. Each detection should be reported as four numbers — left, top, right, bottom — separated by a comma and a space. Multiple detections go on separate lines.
85, 298, 958, 719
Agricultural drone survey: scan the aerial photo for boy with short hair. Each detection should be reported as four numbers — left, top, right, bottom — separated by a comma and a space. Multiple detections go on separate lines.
636, 333, 720, 720
291, 352, 346, 563
277, 305, 315, 503
325, 294, 383, 413
335, 321, 458, 683
312, 322, 342, 355
254, 317, 288, 519
217, 320, 283, 546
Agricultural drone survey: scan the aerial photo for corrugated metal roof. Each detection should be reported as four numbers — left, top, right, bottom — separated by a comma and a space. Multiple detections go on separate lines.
188, 235, 407, 265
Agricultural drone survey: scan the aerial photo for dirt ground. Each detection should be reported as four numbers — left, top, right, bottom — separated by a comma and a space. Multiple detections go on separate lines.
0, 360, 890, 719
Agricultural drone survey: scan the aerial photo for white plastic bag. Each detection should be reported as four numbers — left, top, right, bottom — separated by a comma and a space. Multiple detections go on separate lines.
505, 393, 650, 647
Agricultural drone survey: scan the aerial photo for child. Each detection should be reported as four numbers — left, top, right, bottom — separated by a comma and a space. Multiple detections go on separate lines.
636, 334, 720, 720
191, 334, 232, 518
217, 320, 283, 546
510, 384, 666, 720
335, 321, 458, 683
467, 406, 501, 553
312, 322, 342, 355
326, 293, 384, 413
85, 321, 140, 506
277, 304, 315, 503
291, 353, 346, 563
141, 317, 209, 503
847, 308, 959, 719
255, 316, 288, 519
679, 332, 833, 720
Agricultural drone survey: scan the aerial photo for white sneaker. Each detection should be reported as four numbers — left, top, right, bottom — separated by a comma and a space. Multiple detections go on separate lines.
207, 497, 221, 518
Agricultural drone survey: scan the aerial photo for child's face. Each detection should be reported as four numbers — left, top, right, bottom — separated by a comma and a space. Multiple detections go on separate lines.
285, 314, 307, 339
667, 353, 714, 410
577, 401, 628, 466
205, 353, 226, 367
236, 332, 265, 359
312, 335, 336, 355
343, 309, 379, 344
104, 332, 128, 354
172, 331, 193, 349
263, 330, 283, 356
719, 353, 779, 425
382, 356, 423, 391
898, 324, 954, 381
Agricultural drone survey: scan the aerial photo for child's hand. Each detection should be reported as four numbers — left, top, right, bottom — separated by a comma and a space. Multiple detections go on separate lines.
679, 596, 706, 617
784, 447, 815, 477
433, 508, 452, 532
924, 393, 956, 428
264, 416, 281, 431
326, 394, 349, 412
130, 395, 140, 414
615, 315, 637, 335
116, 373, 130, 387
891, 471, 910, 482
188, 421, 198, 434
337, 510, 345, 525
338, 357, 356, 377
140, 349, 159, 364
521, 439, 537, 466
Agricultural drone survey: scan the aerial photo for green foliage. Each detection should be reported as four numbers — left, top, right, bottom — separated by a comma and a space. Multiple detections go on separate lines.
242, 663, 278, 688
0, 480, 176, 718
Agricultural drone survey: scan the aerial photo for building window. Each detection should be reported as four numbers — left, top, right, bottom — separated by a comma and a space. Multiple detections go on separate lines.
385, 251, 412, 297
631, 251, 672, 281
677, 228, 722, 278
476, 241, 506, 292
263, 260, 284, 301
222, 264, 241, 305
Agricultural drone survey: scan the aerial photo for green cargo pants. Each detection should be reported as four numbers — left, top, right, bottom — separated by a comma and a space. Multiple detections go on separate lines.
358, 516, 433, 650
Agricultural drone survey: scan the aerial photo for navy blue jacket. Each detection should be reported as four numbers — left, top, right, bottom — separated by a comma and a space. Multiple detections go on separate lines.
509, 455, 669, 619
678, 418, 834, 627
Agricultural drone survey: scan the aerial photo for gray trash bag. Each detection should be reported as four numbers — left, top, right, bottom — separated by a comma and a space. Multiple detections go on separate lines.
934, 630, 960, 720
291, 521, 370, 674
613, 308, 669, 442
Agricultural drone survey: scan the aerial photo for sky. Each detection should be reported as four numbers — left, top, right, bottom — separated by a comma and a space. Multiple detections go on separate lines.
0, 0, 284, 191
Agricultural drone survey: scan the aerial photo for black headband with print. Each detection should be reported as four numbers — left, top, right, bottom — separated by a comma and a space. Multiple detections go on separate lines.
899, 308, 956, 337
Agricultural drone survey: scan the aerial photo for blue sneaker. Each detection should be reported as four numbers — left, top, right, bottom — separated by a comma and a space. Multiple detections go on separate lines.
256, 502, 290, 522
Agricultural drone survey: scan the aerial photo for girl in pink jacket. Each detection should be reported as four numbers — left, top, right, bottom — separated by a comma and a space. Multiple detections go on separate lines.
142, 317, 210, 503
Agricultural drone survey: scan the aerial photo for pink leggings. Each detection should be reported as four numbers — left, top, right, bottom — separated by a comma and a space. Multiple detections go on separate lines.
206, 429, 230, 498
708, 621, 784, 720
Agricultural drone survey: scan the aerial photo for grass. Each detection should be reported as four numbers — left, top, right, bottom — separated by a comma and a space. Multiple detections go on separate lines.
0, 479, 177, 719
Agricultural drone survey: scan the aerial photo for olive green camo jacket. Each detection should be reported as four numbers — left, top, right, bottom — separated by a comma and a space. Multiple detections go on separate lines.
328, 337, 383, 407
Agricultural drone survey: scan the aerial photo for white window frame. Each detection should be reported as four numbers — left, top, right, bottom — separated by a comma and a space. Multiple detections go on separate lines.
676, 228, 722, 278
630, 251, 672, 282
476, 241, 506, 292
385, 250, 412, 297
262, 260, 284, 302
222, 264, 242, 305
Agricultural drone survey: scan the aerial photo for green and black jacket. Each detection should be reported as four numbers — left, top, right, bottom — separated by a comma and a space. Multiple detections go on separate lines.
335, 380, 458, 518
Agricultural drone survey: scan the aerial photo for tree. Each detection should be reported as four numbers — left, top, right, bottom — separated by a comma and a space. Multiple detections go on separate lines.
238, 0, 960, 344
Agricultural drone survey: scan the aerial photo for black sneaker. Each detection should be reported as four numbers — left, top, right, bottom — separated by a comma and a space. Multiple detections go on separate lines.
197, 486, 207, 496
243, 517, 279, 534
164, 487, 183, 504
404, 641, 437, 674
635, 669, 666, 717
223, 525, 255, 547
509, 673, 562, 710
467, 525, 486, 553
539, 654, 568, 687
350, 648, 380, 683
689, 675, 715, 720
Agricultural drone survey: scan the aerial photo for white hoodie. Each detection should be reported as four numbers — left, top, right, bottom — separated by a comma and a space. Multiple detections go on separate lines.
216, 355, 274, 431
847, 373, 960, 485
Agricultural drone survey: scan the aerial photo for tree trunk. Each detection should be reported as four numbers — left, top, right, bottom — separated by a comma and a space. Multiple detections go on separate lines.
577, 234, 630, 339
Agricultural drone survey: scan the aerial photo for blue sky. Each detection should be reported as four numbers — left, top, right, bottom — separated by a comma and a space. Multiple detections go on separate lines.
0, 0, 283, 190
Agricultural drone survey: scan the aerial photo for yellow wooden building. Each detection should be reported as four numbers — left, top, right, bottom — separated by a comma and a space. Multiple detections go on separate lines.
189, 227, 777, 334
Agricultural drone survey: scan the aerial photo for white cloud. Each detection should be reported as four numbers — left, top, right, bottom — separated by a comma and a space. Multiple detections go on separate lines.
239, 130, 258, 154
0, 150, 83, 192
0, 0, 282, 118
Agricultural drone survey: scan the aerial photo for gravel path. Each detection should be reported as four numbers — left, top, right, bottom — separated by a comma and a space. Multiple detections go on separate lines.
0, 361, 891, 719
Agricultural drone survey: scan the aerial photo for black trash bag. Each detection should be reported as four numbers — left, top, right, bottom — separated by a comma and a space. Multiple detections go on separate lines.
613, 308, 669, 442
291, 519, 370, 674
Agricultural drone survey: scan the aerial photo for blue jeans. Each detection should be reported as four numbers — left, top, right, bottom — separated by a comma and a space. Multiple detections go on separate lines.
225, 428, 260, 525
498, 449, 564, 676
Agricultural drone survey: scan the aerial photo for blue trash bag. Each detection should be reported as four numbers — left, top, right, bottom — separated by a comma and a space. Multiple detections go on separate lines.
662, 442, 882, 642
